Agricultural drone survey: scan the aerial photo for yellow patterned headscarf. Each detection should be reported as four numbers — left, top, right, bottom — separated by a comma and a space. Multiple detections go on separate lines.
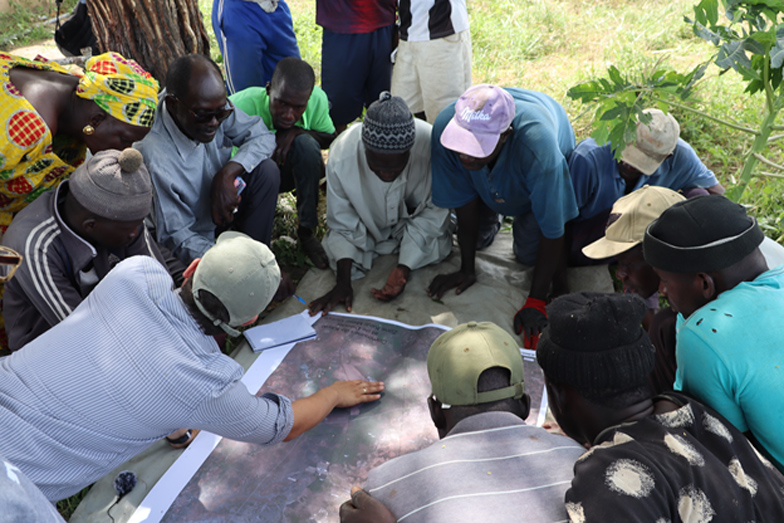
76, 52, 159, 128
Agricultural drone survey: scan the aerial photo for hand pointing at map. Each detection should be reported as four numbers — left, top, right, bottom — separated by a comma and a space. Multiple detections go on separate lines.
284, 380, 385, 441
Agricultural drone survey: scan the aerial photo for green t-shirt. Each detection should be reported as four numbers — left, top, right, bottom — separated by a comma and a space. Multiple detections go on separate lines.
229, 85, 335, 134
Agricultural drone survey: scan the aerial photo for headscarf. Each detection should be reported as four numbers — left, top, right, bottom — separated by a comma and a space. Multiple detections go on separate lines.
76, 52, 159, 128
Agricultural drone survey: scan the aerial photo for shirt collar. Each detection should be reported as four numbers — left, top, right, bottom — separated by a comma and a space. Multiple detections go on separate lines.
159, 99, 203, 161
445, 411, 527, 438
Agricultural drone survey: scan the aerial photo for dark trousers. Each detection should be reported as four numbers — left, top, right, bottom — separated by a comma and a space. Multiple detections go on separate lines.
280, 134, 323, 231
321, 25, 395, 126
229, 158, 281, 246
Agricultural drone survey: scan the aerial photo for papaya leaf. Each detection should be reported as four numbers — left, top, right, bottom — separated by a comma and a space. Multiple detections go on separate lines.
743, 36, 767, 55
772, 25, 784, 68
717, 40, 754, 73
691, 20, 722, 44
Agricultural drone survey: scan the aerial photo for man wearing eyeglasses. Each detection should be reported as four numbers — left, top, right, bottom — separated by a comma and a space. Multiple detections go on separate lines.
136, 54, 279, 268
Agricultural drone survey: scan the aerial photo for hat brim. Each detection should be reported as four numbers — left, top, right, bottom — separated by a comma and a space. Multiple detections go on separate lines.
582, 236, 641, 260
440, 117, 500, 158
620, 145, 661, 176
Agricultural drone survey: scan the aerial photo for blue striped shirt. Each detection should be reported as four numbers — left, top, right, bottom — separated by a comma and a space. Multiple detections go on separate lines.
0, 256, 293, 501
365, 411, 585, 522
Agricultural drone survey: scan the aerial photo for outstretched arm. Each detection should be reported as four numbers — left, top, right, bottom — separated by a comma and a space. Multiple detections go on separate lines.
285, 380, 385, 441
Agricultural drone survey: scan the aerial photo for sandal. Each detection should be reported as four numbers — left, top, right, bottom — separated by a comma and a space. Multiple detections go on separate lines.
166, 429, 199, 449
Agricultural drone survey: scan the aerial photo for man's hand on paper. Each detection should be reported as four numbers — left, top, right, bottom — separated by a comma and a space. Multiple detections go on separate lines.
371, 265, 410, 302
285, 379, 384, 441
328, 380, 384, 408
308, 281, 353, 316
339, 487, 396, 523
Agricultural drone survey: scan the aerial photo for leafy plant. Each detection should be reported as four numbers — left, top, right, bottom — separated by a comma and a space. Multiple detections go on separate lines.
568, 0, 784, 201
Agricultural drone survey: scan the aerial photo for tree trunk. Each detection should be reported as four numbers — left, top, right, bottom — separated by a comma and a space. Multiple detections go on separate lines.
87, 0, 210, 87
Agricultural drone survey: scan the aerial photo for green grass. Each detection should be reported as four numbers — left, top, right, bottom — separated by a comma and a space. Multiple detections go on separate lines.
0, 0, 78, 50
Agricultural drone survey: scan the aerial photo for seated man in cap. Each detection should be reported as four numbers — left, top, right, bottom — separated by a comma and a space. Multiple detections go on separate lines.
0, 232, 383, 502
1, 148, 168, 351
567, 109, 724, 264
230, 57, 336, 268
308, 93, 452, 314
340, 321, 585, 522
428, 85, 578, 350
537, 292, 784, 520
136, 54, 279, 267
643, 195, 784, 473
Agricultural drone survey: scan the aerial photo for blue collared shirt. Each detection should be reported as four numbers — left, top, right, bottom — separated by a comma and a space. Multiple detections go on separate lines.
431, 88, 578, 239
569, 137, 719, 221
135, 99, 275, 263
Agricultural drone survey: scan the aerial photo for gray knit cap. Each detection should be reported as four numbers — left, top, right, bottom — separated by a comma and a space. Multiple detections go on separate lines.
362, 92, 416, 153
69, 148, 152, 221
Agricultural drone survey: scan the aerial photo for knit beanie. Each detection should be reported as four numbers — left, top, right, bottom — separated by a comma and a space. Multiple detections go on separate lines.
643, 195, 764, 273
69, 148, 152, 221
362, 92, 416, 153
537, 292, 654, 393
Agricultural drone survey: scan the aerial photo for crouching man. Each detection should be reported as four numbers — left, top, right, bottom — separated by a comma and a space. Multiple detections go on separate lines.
0, 232, 383, 501
309, 93, 452, 315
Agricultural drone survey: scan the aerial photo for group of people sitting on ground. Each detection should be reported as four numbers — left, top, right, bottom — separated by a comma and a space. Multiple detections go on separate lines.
0, 37, 782, 521
3, 200, 784, 520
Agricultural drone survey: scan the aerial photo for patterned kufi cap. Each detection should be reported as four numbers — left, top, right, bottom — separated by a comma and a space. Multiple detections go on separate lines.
76, 52, 159, 128
362, 92, 415, 153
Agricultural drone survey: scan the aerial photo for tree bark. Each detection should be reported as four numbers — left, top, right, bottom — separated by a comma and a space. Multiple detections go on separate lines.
87, 0, 210, 87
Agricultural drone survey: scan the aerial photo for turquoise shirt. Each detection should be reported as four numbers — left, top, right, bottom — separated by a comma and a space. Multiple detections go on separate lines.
674, 265, 784, 472
230, 85, 336, 135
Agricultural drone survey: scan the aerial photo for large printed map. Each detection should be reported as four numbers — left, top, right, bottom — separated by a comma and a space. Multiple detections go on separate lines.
158, 314, 546, 522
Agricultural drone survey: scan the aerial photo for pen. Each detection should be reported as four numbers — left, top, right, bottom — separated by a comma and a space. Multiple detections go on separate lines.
294, 295, 307, 305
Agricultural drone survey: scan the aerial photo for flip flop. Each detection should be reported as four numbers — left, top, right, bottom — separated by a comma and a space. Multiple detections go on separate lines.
166, 429, 199, 449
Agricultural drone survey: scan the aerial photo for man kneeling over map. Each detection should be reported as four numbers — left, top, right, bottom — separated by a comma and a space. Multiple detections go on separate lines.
0, 232, 383, 502
309, 92, 452, 315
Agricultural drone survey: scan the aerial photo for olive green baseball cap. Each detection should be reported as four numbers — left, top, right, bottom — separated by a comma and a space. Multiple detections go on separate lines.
192, 231, 280, 337
427, 321, 525, 407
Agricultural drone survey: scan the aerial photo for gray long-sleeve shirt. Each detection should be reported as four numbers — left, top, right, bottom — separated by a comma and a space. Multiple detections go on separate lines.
322, 120, 452, 276
135, 99, 275, 263
0, 256, 293, 501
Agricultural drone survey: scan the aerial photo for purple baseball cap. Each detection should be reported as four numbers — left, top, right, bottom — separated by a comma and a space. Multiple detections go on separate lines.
440, 84, 516, 158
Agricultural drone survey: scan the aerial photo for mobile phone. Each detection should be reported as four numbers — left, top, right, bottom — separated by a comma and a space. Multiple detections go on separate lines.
234, 176, 247, 195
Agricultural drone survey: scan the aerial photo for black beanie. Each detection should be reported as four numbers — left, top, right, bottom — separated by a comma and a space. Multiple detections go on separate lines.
537, 292, 654, 393
643, 195, 764, 273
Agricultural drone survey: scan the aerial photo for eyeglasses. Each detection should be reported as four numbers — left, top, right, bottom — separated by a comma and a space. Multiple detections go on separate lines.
0, 246, 22, 283
172, 96, 234, 124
